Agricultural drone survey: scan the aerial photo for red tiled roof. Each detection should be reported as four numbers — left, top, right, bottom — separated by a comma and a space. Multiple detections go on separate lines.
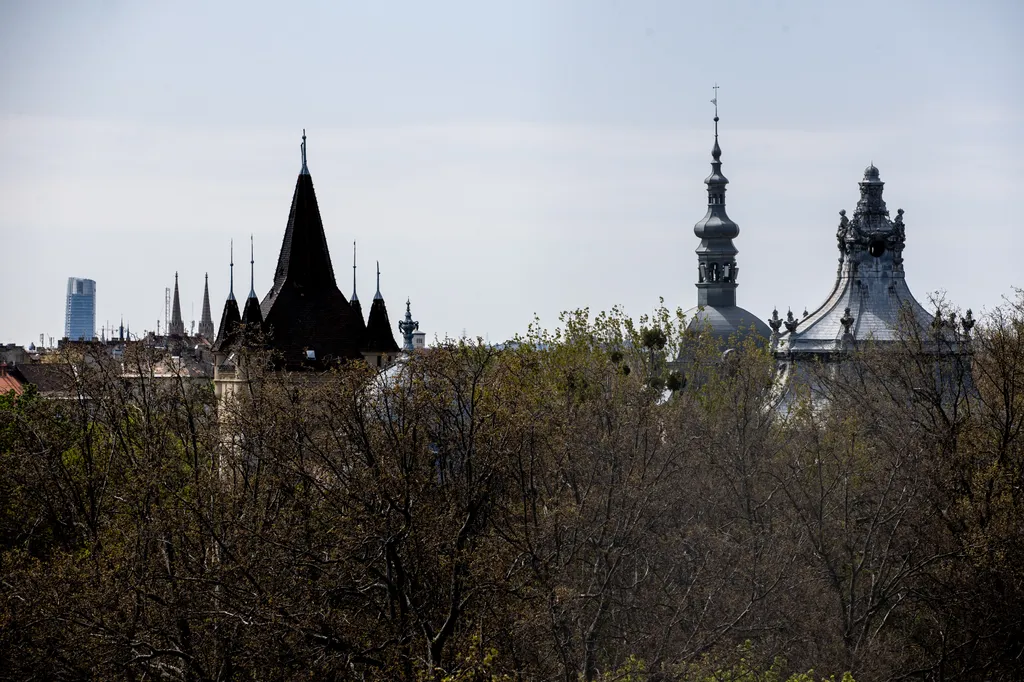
0, 370, 23, 396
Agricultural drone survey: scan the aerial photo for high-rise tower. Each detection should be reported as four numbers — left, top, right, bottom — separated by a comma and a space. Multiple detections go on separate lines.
64, 277, 96, 341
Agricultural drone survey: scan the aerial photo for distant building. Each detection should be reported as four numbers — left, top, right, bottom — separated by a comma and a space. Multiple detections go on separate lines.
64, 277, 96, 341
213, 132, 405, 402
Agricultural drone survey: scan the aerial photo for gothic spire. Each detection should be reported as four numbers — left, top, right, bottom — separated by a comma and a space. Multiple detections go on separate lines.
169, 272, 185, 337
198, 272, 214, 339
374, 260, 382, 300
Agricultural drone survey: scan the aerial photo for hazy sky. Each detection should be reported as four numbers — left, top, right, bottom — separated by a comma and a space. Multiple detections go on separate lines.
1, 0, 1021, 347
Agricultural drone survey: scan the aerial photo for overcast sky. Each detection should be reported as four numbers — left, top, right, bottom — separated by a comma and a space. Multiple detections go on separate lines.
1, 0, 1021, 347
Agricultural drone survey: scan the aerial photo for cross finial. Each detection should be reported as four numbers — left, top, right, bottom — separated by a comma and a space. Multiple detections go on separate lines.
711, 83, 720, 134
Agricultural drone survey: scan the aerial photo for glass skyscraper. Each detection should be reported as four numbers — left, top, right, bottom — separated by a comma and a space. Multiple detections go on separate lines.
64, 277, 96, 341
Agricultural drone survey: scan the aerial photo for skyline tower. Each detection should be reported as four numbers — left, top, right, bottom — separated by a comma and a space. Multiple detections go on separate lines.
64, 277, 96, 341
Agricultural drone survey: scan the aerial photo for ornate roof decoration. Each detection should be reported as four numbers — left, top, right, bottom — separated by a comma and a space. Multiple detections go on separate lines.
350, 241, 366, 336
399, 298, 420, 352
776, 165, 931, 355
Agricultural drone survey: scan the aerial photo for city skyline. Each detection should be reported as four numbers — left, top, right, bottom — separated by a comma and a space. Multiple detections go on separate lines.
2, 1, 1021, 346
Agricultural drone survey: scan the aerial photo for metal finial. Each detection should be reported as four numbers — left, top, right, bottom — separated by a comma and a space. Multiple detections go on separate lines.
711, 83, 720, 132
249, 234, 256, 297
374, 260, 382, 300
229, 239, 235, 300
300, 129, 309, 174
351, 241, 358, 301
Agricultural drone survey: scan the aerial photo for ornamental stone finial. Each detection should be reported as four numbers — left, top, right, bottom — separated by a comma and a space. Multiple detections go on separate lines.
840, 307, 855, 335
784, 309, 799, 334
961, 309, 975, 334
769, 308, 783, 334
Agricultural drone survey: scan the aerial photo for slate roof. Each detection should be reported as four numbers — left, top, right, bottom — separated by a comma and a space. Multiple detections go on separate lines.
213, 297, 241, 352
365, 297, 400, 354
259, 167, 364, 366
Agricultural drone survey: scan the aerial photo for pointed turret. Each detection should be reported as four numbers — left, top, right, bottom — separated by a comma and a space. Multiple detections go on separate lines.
349, 241, 366, 336
684, 87, 769, 341
242, 235, 263, 327
198, 273, 215, 339
169, 272, 185, 337
259, 131, 364, 366
365, 261, 400, 355
214, 241, 242, 350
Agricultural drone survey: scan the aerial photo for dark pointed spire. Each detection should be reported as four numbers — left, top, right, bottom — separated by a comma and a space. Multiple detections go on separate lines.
242, 235, 263, 327
198, 273, 214, 339
259, 131, 365, 366
214, 242, 242, 350
350, 240, 366, 336
365, 264, 400, 354
169, 272, 185, 337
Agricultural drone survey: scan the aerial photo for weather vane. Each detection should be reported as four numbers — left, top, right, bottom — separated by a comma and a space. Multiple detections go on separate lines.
711, 83, 719, 117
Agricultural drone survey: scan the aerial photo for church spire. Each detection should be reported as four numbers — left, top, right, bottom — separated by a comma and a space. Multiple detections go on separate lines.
242, 234, 263, 326
365, 261, 399, 355
169, 272, 185, 336
198, 273, 214, 339
692, 85, 740, 308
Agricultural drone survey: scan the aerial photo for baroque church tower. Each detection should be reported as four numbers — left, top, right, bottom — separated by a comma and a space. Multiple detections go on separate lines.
684, 93, 769, 340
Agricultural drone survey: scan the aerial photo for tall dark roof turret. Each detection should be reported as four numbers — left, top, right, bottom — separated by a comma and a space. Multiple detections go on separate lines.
683, 87, 769, 341
365, 261, 400, 353
169, 272, 185, 337
214, 241, 242, 350
350, 241, 366, 336
242, 235, 263, 327
198, 273, 214, 339
259, 131, 365, 366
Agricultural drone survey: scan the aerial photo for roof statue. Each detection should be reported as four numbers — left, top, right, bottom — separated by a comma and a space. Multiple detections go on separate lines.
198, 273, 215, 339
774, 164, 933, 358
365, 261, 400, 354
399, 298, 420, 352
169, 272, 185, 337
213, 240, 241, 351
684, 86, 770, 341
257, 131, 365, 366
